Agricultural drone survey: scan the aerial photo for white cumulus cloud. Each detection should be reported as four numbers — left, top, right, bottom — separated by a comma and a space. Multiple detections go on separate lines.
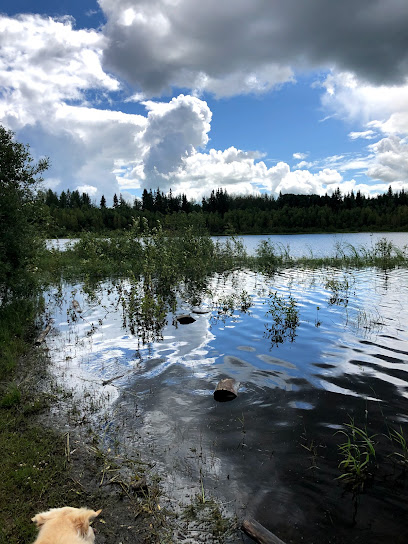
367, 136, 408, 185
2, 7, 408, 204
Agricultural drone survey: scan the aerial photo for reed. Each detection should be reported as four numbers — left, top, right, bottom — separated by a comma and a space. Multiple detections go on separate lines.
387, 425, 408, 467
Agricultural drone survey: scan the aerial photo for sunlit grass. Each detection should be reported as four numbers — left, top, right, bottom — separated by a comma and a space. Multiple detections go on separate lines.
336, 418, 377, 492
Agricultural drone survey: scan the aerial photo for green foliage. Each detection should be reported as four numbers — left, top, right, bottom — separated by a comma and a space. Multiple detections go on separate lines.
0, 299, 37, 380
294, 239, 408, 270
336, 418, 377, 492
388, 426, 408, 467
42, 185, 408, 236
0, 383, 21, 408
46, 223, 251, 343
264, 291, 299, 345
212, 289, 253, 322
0, 125, 49, 299
255, 239, 292, 270
0, 409, 78, 543
325, 274, 353, 306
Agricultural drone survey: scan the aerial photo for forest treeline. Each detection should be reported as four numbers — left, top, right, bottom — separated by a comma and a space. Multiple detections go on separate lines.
40, 186, 408, 236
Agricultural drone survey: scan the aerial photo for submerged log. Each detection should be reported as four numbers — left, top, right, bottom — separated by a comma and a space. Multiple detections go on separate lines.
214, 378, 239, 402
35, 324, 52, 346
175, 314, 196, 325
242, 519, 286, 544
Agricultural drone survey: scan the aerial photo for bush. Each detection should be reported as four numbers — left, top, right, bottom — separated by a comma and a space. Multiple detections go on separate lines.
0, 125, 49, 300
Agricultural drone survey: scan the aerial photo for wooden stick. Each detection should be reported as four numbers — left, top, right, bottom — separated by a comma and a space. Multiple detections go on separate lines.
34, 324, 52, 346
242, 519, 286, 544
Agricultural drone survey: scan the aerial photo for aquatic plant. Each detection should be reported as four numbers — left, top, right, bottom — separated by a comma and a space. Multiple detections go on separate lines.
387, 426, 408, 467
291, 238, 408, 270
336, 418, 377, 492
212, 288, 253, 323
325, 274, 353, 307
354, 308, 385, 333
315, 305, 321, 327
255, 239, 292, 271
264, 291, 299, 346
120, 277, 168, 345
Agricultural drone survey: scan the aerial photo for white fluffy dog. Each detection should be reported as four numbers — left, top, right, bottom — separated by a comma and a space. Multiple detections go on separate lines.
32, 506, 102, 544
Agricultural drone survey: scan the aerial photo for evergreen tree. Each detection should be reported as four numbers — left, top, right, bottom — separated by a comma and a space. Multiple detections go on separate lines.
59, 190, 68, 208
142, 188, 154, 211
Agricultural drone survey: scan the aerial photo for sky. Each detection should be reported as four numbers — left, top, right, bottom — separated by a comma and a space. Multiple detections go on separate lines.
1, 0, 408, 204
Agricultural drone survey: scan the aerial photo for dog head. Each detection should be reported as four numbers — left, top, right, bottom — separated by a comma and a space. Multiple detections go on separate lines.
32, 507, 102, 542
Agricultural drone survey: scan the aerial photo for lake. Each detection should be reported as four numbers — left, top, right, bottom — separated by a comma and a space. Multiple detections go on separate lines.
214, 231, 408, 257
44, 234, 408, 543
47, 231, 408, 257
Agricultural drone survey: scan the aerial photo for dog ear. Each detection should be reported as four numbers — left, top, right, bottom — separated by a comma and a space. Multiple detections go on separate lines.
74, 509, 102, 536
74, 513, 90, 537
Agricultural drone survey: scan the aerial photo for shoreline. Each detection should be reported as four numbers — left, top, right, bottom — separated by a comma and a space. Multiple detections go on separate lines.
0, 331, 238, 543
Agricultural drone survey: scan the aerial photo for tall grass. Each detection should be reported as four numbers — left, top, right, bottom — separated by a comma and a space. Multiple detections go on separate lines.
297, 238, 408, 269
43, 232, 408, 286
252, 237, 408, 271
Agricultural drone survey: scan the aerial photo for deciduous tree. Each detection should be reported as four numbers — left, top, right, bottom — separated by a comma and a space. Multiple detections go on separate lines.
0, 125, 49, 299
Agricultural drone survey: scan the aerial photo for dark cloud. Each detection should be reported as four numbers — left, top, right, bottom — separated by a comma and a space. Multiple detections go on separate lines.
99, 0, 408, 96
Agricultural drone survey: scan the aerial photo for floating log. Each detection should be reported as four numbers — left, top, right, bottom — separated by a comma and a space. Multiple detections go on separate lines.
34, 324, 52, 346
242, 518, 286, 544
175, 314, 196, 325
214, 378, 239, 402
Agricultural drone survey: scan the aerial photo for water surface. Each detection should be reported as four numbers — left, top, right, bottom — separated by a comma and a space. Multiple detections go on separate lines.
45, 264, 408, 543
47, 231, 408, 257
215, 231, 408, 257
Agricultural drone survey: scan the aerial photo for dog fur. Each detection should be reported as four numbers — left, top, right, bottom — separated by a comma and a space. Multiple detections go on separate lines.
32, 506, 102, 544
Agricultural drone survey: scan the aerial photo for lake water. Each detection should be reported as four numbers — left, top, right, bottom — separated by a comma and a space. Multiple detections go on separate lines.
215, 231, 408, 257
44, 238, 408, 543
47, 231, 408, 257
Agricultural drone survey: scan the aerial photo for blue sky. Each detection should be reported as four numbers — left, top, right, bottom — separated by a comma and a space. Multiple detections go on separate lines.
1, 1, 408, 203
